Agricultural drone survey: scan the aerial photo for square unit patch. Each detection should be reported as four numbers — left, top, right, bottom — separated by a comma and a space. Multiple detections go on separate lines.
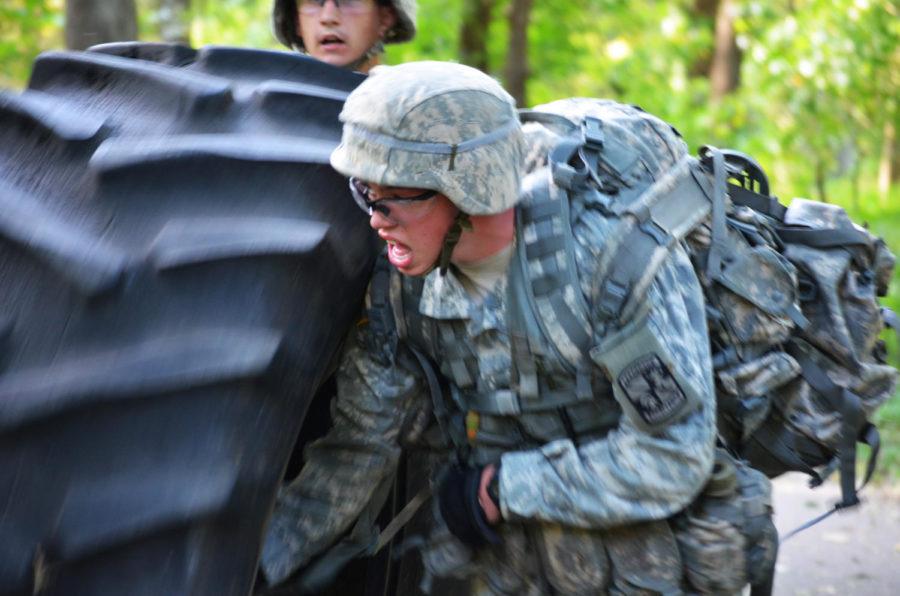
617, 354, 687, 426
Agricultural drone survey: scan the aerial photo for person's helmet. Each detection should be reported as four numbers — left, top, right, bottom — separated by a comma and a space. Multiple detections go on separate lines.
330, 61, 525, 215
273, 0, 417, 51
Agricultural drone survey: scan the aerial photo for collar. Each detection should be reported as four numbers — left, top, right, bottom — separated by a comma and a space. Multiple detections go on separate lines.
417, 265, 508, 337
418, 267, 471, 319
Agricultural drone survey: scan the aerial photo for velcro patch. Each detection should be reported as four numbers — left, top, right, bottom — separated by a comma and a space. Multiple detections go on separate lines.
617, 354, 687, 426
590, 305, 701, 433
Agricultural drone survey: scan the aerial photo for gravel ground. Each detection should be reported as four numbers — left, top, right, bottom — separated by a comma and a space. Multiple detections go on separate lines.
771, 473, 900, 595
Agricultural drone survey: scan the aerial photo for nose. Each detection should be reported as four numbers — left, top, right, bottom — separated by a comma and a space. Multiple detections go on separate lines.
369, 208, 394, 230
319, 0, 340, 21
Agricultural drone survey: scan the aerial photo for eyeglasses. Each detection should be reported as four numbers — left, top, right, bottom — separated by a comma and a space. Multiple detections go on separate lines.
298, 0, 373, 15
349, 178, 438, 223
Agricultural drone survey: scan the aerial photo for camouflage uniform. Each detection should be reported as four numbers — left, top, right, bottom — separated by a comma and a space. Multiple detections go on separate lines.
261, 63, 717, 593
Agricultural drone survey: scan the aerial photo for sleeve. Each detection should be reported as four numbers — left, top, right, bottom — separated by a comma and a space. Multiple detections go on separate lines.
499, 245, 717, 528
259, 313, 426, 584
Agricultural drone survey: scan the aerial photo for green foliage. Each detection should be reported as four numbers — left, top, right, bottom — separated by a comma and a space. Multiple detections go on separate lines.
136, 1, 278, 47
0, 0, 63, 88
386, 0, 463, 63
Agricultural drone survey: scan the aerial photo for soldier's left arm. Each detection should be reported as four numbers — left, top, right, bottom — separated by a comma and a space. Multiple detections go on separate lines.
499, 245, 717, 528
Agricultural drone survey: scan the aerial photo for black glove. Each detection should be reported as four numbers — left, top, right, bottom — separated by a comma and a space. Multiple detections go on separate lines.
437, 464, 501, 547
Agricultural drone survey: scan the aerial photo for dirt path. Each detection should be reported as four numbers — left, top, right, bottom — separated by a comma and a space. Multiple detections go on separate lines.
771, 473, 900, 595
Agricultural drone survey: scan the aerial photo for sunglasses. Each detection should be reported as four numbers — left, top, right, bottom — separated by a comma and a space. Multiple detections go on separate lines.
298, 0, 373, 16
349, 178, 439, 222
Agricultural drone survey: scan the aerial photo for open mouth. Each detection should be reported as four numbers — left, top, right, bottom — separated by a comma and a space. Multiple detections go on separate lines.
319, 34, 345, 47
387, 241, 413, 268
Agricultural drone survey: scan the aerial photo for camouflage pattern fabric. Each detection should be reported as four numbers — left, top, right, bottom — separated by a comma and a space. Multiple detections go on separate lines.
330, 61, 527, 215
521, 98, 687, 183
261, 66, 717, 592
261, 246, 716, 590
260, 320, 427, 584
494, 244, 715, 529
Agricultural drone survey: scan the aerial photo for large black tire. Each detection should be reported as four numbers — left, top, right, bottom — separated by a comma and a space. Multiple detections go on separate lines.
0, 46, 377, 596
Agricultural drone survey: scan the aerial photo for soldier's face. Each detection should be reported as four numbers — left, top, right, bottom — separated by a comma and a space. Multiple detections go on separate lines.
365, 182, 459, 276
296, 0, 395, 70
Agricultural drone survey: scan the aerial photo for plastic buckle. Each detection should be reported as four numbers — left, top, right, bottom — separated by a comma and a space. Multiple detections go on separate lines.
551, 161, 577, 189
583, 117, 604, 151
597, 279, 627, 319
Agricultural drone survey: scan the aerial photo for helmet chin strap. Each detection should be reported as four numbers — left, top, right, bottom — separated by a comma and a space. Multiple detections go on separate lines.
343, 40, 385, 72
436, 211, 472, 276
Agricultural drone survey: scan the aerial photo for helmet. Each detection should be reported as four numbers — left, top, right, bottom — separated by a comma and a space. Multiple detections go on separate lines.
330, 61, 525, 215
273, 0, 417, 51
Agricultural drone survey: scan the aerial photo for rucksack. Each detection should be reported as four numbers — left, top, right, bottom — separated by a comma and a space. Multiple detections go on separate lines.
517, 98, 898, 520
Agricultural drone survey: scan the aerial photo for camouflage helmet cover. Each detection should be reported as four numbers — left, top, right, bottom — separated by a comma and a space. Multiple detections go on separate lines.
273, 0, 417, 51
330, 61, 526, 215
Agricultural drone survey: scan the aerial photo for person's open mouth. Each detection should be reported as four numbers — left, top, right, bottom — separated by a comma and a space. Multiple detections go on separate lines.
386, 240, 413, 268
319, 34, 346, 50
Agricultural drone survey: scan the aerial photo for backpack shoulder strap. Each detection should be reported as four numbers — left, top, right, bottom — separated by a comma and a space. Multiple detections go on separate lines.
592, 154, 714, 324
513, 166, 593, 374
378, 261, 470, 456
512, 128, 716, 375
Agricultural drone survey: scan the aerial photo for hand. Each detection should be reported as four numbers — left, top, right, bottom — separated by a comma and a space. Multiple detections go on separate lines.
478, 464, 501, 524
437, 464, 501, 547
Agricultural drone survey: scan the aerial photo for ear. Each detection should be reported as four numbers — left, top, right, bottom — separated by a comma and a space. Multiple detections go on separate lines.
378, 6, 397, 37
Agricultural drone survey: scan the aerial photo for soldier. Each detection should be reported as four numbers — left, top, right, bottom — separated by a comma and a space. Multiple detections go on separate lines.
272, 0, 416, 73
261, 61, 718, 594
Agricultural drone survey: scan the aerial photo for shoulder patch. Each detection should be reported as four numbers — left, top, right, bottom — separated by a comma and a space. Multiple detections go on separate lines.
617, 354, 687, 427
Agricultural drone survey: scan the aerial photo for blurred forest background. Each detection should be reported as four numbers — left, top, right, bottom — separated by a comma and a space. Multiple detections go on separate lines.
1, 0, 898, 477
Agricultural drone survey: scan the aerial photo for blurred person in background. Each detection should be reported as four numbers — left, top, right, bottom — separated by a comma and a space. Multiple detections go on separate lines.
272, 0, 416, 73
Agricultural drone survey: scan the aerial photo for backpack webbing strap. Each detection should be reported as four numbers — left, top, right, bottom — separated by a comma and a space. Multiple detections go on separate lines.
580, 116, 646, 191
518, 108, 578, 134
382, 269, 469, 457
508, 329, 539, 401
406, 343, 467, 458
778, 424, 879, 543
745, 420, 824, 482
700, 146, 730, 283
749, 570, 775, 596
515, 169, 593, 371
593, 156, 713, 324
776, 226, 872, 249
368, 255, 399, 363
372, 484, 433, 553
437, 323, 478, 389
550, 137, 591, 190
292, 468, 395, 593
727, 183, 786, 220
786, 341, 873, 510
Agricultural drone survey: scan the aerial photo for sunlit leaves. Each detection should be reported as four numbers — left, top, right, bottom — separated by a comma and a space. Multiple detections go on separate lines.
0, 0, 895, 209
0, 0, 64, 88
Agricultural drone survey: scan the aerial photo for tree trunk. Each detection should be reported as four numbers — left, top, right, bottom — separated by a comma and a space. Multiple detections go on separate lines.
504, 0, 533, 107
689, 0, 718, 78
157, 0, 191, 44
459, 0, 494, 73
710, 0, 741, 100
877, 112, 896, 207
815, 158, 828, 203
66, 0, 138, 50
